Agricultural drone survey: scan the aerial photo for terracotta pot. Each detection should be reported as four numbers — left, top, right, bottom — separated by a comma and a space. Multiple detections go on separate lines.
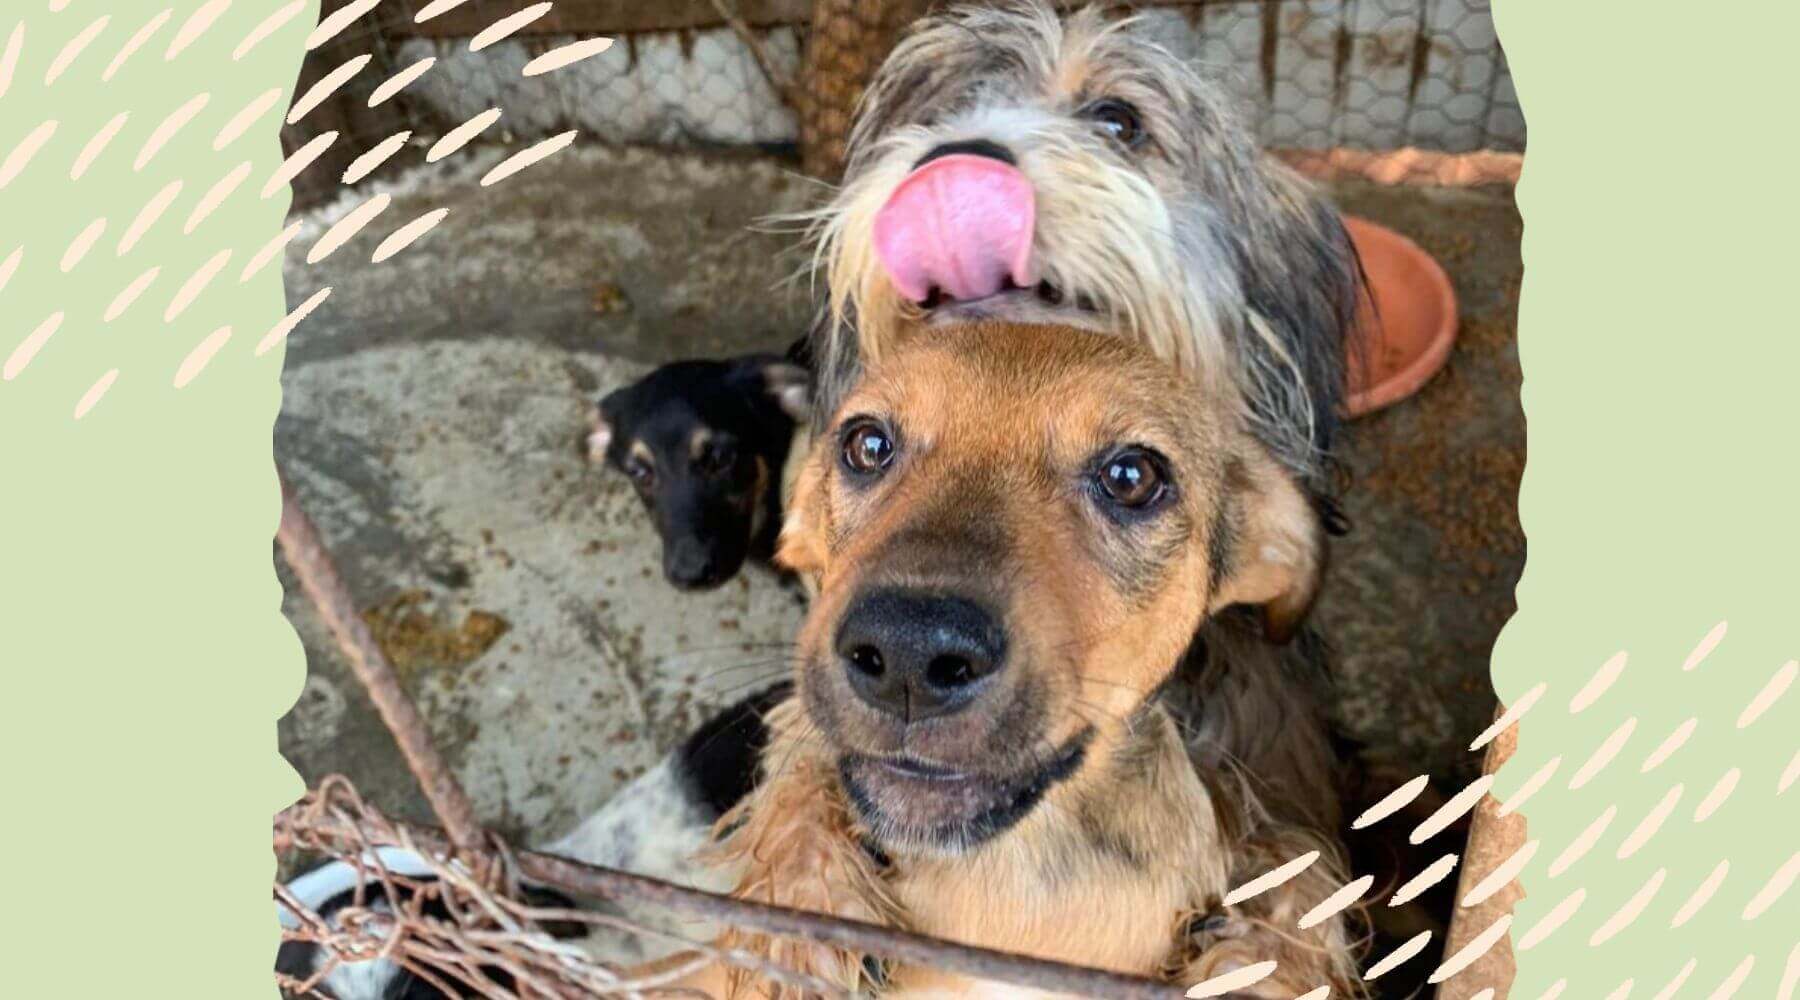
1342, 216, 1459, 417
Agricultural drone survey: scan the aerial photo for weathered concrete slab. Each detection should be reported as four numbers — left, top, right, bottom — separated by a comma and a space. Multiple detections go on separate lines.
277, 145, 816, 844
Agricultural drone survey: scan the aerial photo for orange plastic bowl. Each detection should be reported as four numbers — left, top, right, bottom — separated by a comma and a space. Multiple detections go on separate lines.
1342, 216, 1459, 418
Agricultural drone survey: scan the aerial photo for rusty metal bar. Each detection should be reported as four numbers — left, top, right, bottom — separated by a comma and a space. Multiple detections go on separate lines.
278, 804, 1192, 1000
276, 476, 486, 852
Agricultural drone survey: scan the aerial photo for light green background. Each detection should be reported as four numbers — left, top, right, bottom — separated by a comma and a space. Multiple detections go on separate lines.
1492, 1, 1798, 995
1, 2, 1794, 997
1, 3, 312, 997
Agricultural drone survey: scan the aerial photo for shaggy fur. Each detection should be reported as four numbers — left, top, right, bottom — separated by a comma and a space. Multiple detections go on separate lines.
661, 323, 1364, 998
801, 1, 1363, 500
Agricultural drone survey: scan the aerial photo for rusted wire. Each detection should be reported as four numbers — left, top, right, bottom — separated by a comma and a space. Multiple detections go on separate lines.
277, 780, 1191, 1000
279, 777, 851, 998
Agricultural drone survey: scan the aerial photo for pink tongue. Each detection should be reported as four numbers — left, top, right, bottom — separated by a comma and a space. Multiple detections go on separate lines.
872, 154, 1036, 303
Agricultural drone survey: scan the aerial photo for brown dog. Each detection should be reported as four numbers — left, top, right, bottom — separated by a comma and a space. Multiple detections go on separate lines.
657, 322, 1363, 998
796, 0, 1361, 891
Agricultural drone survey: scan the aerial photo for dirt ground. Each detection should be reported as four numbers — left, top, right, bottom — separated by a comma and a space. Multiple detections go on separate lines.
1323, 179, 1525, 787
274, 143, 1523, 850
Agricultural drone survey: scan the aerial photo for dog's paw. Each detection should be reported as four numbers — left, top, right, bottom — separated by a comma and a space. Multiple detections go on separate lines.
1186, 909, 1253, 945
1181, 949, 1304, 1000
1180, 912, 1345, 999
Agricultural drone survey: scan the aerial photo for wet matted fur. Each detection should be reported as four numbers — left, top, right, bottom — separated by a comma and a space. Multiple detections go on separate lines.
660, 323, 1364, 998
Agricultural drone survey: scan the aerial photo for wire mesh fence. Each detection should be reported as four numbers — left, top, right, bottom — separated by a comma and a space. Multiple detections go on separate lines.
283, 0, 1521, 207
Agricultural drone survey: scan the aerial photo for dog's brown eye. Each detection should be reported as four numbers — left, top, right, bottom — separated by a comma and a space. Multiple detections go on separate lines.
1097, 450, 1165, 508
841, 421, 895, 476
1084, 99, 1145, 148
626, 461, 655, 487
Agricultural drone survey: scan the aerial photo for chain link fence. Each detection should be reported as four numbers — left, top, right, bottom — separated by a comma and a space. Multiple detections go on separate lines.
285, 0, 1521, 205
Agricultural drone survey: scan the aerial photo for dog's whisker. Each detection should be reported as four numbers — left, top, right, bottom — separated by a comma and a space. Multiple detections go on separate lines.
638, 646, 798, 673
1070, 673, 1153, 696
1066, 697, 1133, 729
694, 674, 800, 707
694, 676, 796, 701
698, 681, 794, 709
695, 657, 800, 675
612, 640, 797, 682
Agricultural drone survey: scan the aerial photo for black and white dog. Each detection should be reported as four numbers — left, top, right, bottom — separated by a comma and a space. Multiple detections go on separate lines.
587, 353, 810, 591
276, 685, 788, 998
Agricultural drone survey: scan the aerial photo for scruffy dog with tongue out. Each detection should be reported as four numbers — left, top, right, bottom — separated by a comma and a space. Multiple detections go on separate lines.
805, 1, 1363, 504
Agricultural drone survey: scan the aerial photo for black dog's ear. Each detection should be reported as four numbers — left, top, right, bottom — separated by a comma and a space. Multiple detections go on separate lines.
755, 361, 811, 423
782, 333, 815, 371
587, 391, 621, 463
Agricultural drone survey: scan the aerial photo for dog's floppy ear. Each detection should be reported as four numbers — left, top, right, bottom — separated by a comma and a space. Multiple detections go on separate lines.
775, 451, 829, 582
586, 392, 620, 463
756, 360, 812, 423
1207, 450, 1325, 643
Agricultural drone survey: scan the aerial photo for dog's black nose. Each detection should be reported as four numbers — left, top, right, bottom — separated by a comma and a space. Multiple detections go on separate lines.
665, 538, 722, 589
913, 139, 1017, 169
835, 588, 1006, 722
